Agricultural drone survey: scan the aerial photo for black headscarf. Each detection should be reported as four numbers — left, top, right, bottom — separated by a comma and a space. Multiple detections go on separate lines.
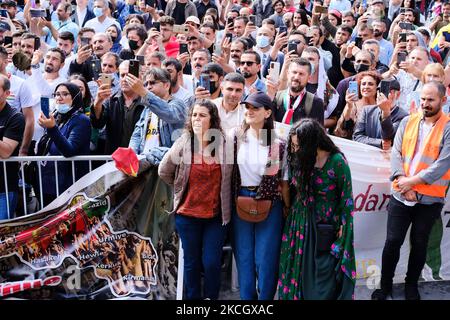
54, 82, 84, 124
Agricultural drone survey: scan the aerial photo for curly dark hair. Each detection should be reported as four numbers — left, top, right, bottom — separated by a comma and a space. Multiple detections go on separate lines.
185, 99, 223, 155
287, 119, 341, 196
355, 71, 381, 100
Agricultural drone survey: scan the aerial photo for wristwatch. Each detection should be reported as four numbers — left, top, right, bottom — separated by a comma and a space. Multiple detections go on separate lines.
31, 64, 40, 69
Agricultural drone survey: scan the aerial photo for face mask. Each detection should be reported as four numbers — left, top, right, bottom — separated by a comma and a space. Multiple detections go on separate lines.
355, 63, 370, 73
256, 35, 270, 48
55, 103, 71, 114
310, 63, 315, 75
129, 39, 139, 51
93, 7, 104, 18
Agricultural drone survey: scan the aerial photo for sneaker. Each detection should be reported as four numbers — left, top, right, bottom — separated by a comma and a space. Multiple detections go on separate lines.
371, 288, 392, 300
405, 283, 421, 300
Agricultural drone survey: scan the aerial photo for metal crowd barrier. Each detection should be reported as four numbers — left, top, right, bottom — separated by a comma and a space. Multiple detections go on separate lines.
0, 155, 113, 219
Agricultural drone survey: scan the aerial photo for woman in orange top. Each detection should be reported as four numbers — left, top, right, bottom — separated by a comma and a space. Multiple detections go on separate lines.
158, 100, 232, 300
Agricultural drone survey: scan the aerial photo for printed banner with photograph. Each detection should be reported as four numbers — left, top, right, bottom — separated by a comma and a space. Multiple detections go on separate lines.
0, 160, 178, 299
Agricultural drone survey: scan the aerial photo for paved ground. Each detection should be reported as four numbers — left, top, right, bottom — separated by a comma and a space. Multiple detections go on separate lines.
220, 281, 450, 300
218, 257, 450, 300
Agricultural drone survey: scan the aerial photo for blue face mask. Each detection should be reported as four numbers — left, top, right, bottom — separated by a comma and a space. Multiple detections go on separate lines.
93, 7, 104, 18
256, 35, 270, 48
55, 103, 71, 114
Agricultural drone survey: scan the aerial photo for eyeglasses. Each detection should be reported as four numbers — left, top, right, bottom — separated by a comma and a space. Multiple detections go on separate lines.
144, 80, 161, 86
53, 92, 71, 98
240, 61, 256, 66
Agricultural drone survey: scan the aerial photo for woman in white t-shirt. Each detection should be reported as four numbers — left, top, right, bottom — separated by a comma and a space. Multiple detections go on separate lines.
230, 91, 289, 300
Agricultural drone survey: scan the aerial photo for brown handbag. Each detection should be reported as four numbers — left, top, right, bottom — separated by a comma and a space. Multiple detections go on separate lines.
236, 196, 272, 223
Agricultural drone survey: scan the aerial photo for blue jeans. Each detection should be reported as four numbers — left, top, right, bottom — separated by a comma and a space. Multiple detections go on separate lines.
232, 188, 283, 300
175, 213, 227, 300
0, 192, 18, 220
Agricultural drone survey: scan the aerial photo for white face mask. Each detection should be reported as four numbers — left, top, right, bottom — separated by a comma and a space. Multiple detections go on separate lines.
55, 103, 72, 114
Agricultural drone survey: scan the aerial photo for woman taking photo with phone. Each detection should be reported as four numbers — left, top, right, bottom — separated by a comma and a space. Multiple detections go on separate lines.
278, 119, 356, 300
231, 92, 288, 300
36, 83, 91, 206
158, 100, 232, 300
334, 71, 381, 139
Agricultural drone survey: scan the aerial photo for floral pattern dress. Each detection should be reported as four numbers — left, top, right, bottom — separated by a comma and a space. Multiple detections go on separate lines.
278, 152, 356, 300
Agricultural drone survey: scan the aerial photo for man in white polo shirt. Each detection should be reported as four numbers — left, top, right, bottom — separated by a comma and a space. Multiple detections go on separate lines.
85, 0, 121, 33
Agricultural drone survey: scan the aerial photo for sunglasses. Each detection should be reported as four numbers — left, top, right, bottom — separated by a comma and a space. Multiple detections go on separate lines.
240, 61, 256, 66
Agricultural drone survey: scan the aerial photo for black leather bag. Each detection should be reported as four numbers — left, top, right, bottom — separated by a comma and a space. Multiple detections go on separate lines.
316, 224, 336, 252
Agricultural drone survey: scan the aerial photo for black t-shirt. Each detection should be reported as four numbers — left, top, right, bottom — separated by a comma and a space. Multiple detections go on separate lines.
173, 2, 187, 25
0, 103, 25, 192
306, 83, 318, 95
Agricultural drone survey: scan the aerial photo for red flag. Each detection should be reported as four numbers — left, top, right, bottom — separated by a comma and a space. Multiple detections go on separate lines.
112, 148, 139, 177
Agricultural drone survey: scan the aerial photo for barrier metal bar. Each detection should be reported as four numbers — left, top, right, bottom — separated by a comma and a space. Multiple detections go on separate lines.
71, 161, 76, 185
0, 155, 113, 218
55, 161, 59, 197
20, 162, 27, 216
37, 162, 44, 210
3, 162, 9, 219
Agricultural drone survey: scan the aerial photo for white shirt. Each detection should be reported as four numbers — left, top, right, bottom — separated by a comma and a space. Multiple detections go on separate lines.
213, 97, 246, 131
328, 0, 352, 12
60, 53, 77, 80
181, 74, 197, 95
84, 16, 121, 33
237, 131, 269, 186
76, 7, 87, 26
396, 70, 421, 113
7, 74, 34, 112
172, 85, 194, 109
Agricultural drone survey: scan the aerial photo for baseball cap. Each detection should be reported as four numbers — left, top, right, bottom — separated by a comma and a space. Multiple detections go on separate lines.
243, 92, 273, 109
185, 16, 200, 26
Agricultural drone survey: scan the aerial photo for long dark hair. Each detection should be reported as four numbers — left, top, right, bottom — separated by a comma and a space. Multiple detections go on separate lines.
287, 119, 341, 195
186, 99, 223, 155
69, 74, 93, 111
294, 9, 309, 28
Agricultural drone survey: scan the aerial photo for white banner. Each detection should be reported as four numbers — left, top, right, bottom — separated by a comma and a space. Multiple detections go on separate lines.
332, 136, 450, 286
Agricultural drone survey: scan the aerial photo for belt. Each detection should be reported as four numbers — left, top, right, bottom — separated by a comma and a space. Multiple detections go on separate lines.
241, 186, 259, 191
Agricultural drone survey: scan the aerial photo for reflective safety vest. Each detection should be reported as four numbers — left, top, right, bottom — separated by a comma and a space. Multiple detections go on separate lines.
398, 113, 450, 198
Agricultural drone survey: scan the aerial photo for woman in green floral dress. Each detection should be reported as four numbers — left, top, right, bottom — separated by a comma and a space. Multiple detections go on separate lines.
278, 119, 356, 300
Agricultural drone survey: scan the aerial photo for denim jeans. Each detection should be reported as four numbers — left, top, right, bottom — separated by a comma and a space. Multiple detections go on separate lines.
380, 197, 443, 286
0, 192, 18, 220
175, 213, 227, 300
232, 188, 284, 300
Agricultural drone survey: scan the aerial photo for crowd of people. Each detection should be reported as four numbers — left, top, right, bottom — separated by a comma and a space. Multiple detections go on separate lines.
0, 0, 448, 300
